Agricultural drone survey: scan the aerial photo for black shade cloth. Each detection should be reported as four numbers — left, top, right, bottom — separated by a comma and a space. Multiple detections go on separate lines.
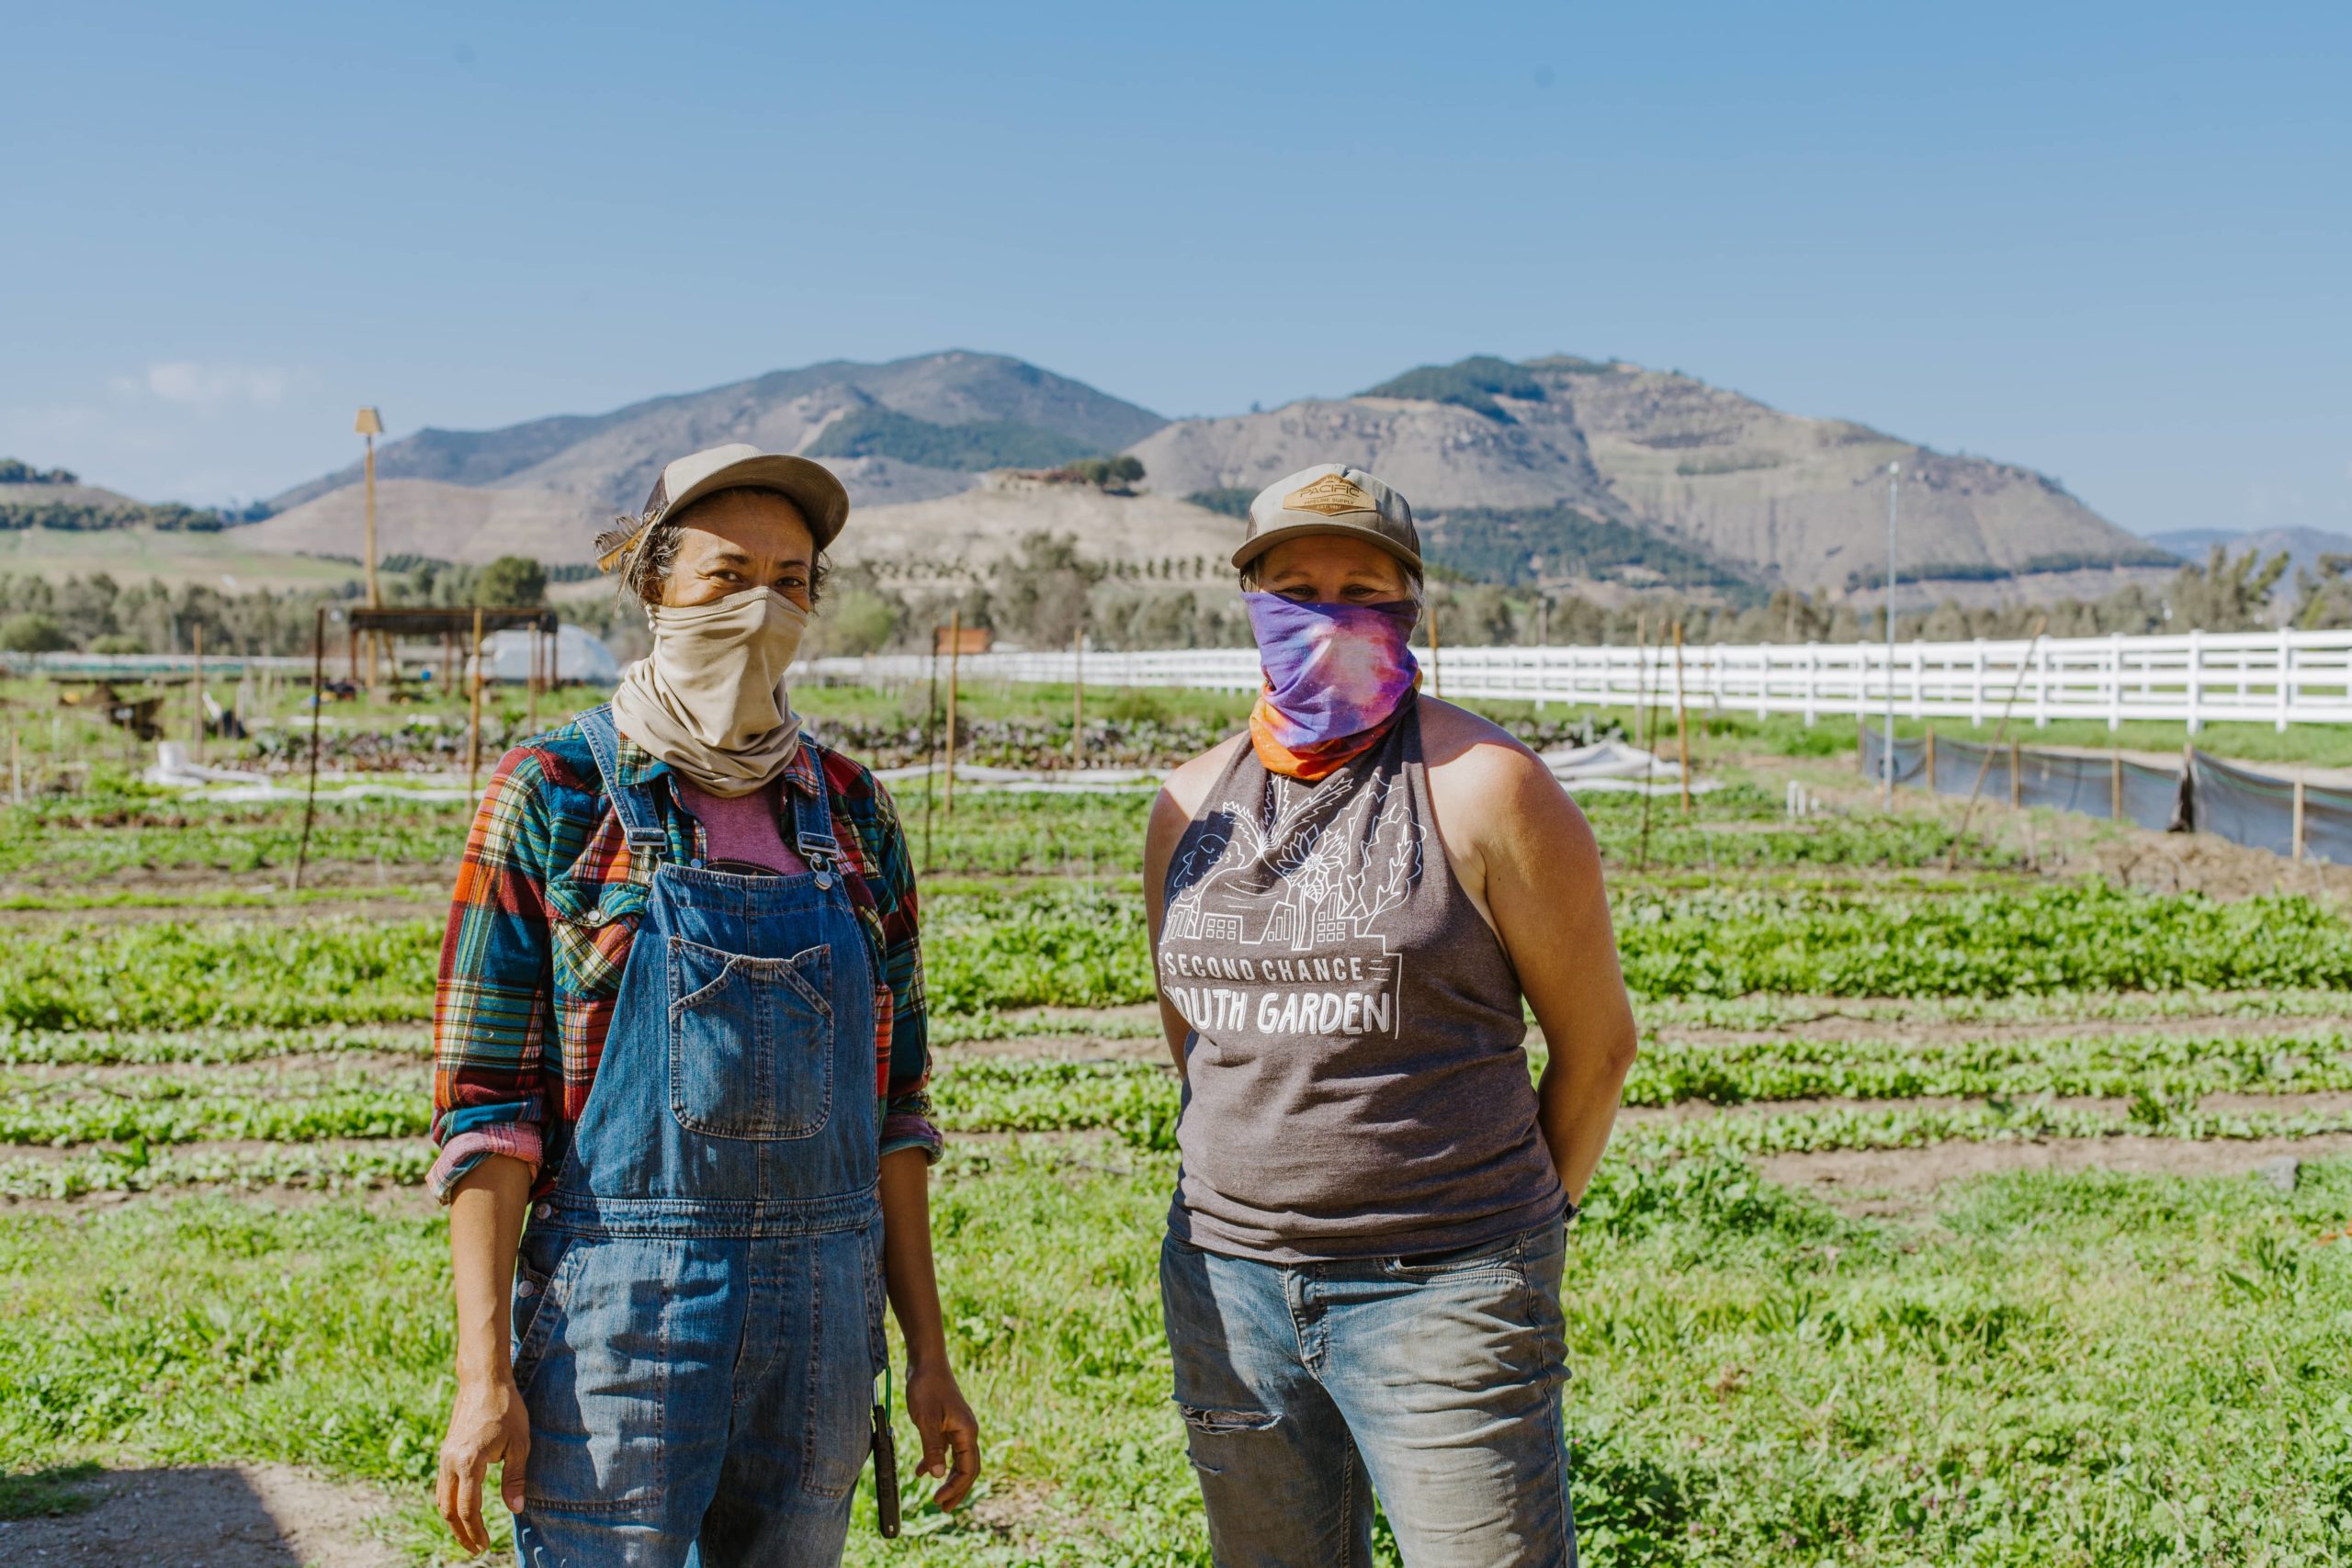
1857, 727, 2346, 863
2188, 750, 2352, 866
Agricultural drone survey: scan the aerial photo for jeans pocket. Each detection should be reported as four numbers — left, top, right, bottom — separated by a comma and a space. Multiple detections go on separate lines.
802, 1229, 884, 1499
520, 1241, 670, 1521
668, 937, 836, 1141
510, 1235, 580, 1395
1383, 1232, 1525, 1280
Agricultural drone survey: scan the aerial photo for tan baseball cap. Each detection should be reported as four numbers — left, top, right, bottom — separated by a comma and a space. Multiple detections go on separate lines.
1231, 463, 1421, 576
596, 443, 851, 573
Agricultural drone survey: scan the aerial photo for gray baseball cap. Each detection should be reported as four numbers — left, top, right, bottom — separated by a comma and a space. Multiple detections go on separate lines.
595, 443, 851, 573
1231, 463, 1421, 576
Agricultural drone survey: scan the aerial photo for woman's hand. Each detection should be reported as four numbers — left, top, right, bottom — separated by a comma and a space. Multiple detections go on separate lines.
905, 1360, 981, 1510
436, 1368, 530, 1553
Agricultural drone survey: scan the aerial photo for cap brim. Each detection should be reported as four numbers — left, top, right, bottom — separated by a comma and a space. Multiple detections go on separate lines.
665, 455, 852, 551
1232, 519, 1422, 575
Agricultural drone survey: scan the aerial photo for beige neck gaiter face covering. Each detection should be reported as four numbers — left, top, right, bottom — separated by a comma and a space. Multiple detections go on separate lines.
607, 586, 809, 797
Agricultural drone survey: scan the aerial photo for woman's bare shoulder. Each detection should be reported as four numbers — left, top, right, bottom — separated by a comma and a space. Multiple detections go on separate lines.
1418, 698, 1589, 839
1159, 733, 1249, 823
1417, 696, 1538, 773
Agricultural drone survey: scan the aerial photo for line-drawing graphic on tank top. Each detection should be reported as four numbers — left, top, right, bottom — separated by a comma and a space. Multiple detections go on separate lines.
1161, 763, 1420, 1041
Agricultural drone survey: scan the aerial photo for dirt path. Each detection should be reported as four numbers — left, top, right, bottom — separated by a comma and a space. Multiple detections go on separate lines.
1649, 1011, 2352, 1048
0, 1463, 401, 1567
1764, 1130, 2352, 1205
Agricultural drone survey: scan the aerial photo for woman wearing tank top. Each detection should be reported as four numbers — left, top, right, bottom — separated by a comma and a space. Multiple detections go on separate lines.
1144, 464, 1639, 1567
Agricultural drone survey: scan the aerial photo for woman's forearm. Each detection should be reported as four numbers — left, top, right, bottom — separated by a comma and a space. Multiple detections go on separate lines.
1536, 1042, 1634, 1203
879, 1148, 949, 1370
448, 1154, 533, 1381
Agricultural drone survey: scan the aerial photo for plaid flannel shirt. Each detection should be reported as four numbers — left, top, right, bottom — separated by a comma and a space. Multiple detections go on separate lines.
428, 714, 939, 1203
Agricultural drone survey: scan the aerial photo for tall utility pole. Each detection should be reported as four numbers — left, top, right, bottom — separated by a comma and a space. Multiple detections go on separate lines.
355, 407, 385, 688
1883, 459, 1900, 807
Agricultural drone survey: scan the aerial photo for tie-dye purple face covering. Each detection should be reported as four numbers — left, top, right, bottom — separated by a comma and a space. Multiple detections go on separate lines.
1242, 592, 1421, 779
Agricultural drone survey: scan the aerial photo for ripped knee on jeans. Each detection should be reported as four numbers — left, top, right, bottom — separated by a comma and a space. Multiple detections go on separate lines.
1179, 1404, 1280, 1437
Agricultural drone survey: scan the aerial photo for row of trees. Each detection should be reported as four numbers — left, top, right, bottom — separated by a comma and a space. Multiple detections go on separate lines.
0, 554, 554, 657
786, 538, 2344, 659
4, 539, 2333, 664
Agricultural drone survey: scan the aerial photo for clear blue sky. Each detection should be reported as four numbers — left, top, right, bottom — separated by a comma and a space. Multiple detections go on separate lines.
4, 0, 2346, 541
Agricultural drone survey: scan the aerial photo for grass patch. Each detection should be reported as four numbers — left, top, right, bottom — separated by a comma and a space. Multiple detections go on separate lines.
6, 1155, 2351, 1562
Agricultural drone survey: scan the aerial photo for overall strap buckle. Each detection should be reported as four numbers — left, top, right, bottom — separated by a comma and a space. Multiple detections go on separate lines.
787, 739, 843, 889
577, 705, 671, 855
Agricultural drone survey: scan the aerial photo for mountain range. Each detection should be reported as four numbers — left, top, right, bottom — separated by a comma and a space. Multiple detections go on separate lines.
247, 350, 2175, 600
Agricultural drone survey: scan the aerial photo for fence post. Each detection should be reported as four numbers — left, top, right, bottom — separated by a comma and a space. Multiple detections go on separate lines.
2185, 627, 2203, 735
2109, 632, 2125, 732
1972, 640, 1986, 727
2032, 639, 2049, 728
1911, 638, 1926, 720
2277, 626, 2293, 733
1802, 641, 1818, 727
1924, 726, 1935, 792
2111, 752, 2123, 822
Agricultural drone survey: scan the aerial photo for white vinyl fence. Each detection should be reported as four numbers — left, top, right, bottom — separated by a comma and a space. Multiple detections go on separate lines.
807, 627, 2352, 733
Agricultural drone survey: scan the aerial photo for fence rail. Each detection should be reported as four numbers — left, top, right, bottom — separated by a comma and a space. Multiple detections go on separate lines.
811, 627, 2352, 733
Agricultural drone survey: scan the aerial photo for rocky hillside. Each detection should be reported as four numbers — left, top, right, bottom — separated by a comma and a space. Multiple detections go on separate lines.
1133, 355, 2168, 596
256, 349, 2160, 602
268, 351, 1165, 518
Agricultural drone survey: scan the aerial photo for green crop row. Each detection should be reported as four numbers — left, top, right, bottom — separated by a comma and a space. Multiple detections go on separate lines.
1615, 883, 2352, 998
0, 794, 473, 880
924, 1058, 2352, 1162
13, 771, 2005, 886
0, 1082, 426, 1147
1635, 987, 2352, 1032
1617, 1100, 2352, 1161
0, 1141, 435, 1201
1622, 1030, 2352, 1106
0, 918, 442, 1031
10, 880, 2351, 1034
0, 1026, 430, 1066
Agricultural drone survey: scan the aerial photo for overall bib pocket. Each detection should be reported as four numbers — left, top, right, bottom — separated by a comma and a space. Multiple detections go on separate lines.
667, 937, 836, 1140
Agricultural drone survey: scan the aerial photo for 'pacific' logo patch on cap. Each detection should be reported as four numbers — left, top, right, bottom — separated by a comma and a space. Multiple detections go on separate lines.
1283, 472, 1376, 516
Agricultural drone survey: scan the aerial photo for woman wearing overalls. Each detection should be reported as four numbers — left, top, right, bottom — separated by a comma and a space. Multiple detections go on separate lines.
430, 445, 979, 1565
1144, 465, 1639, 1567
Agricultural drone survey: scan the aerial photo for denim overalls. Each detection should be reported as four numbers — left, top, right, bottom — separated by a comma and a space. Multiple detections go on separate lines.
510, 706, 885, 1567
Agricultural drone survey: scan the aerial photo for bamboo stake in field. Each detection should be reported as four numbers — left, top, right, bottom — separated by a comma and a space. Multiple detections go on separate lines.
1632, 613, 1648, 756
944, 609, 962, 818
527, 625, 541, 734
921, 625, 942, 870
1944, 615, 2049, 872
293, 606, 326, 893
191, 622, 204, 762
467, 606, 485, 795
1671, 620, 1692, 817
1071, 623, 1084, 769
1635, 615, 1657, 871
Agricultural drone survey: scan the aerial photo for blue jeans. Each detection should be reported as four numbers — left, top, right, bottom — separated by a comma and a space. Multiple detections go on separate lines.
1159, 1221, 1576, 1568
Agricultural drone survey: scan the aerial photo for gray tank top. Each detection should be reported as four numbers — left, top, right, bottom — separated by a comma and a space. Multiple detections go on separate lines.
1160, 696, 1566, 1261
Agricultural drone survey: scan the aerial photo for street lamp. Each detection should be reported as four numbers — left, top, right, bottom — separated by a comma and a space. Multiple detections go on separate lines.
355, 407, 384, 685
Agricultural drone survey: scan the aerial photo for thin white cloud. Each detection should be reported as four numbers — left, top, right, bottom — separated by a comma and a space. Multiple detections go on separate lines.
110, 361, 297, 411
